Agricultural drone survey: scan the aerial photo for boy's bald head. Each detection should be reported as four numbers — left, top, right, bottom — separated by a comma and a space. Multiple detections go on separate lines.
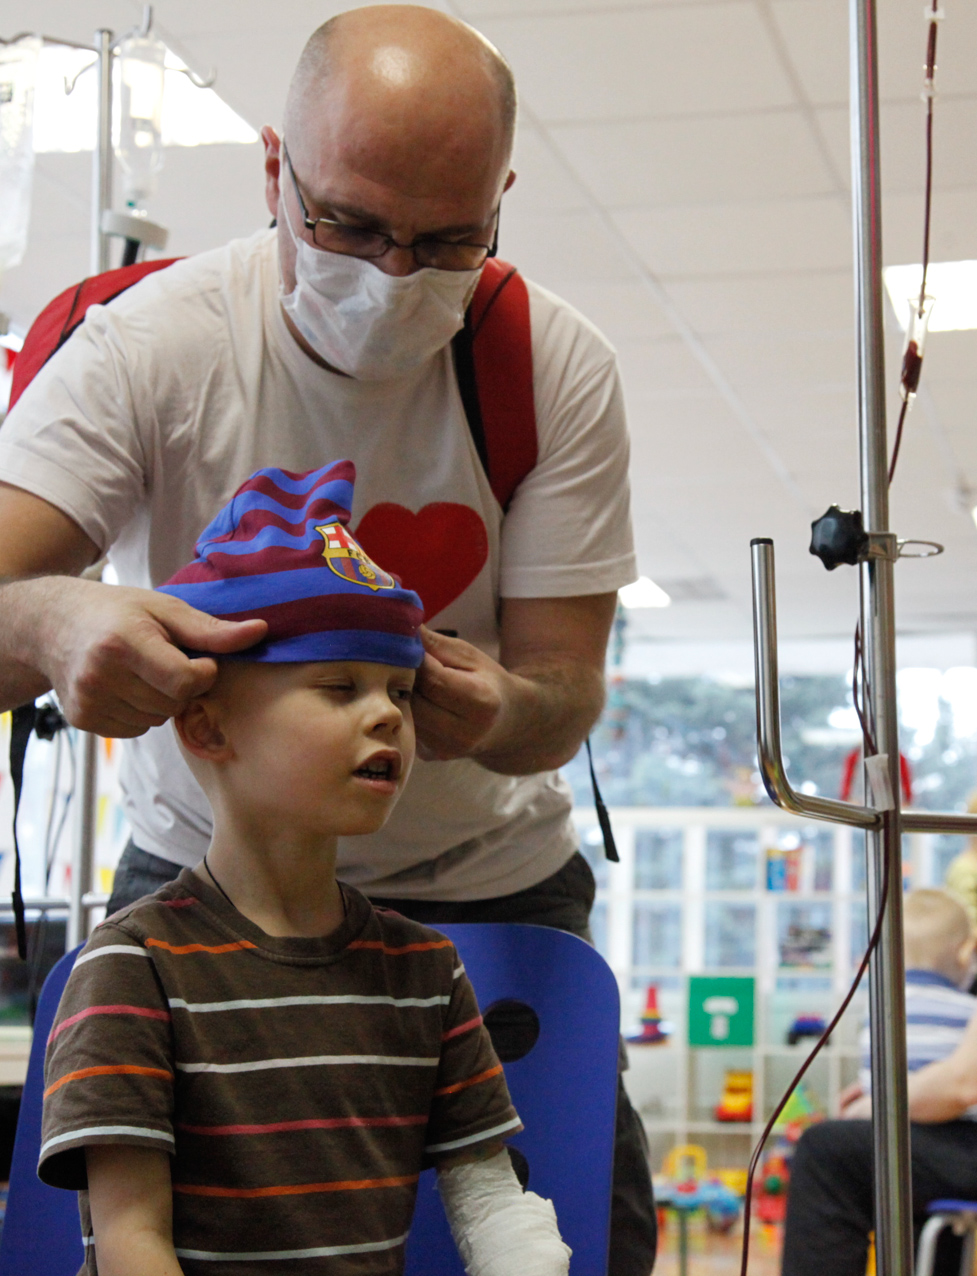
904, 888, 974, 981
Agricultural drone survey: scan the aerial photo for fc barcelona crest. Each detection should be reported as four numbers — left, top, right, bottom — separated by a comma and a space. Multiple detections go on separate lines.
315, 523, 395, 592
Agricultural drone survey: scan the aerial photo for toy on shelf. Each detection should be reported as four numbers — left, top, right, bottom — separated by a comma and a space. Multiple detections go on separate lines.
715, 1068, 753, 1122
627, 985, 672, 1045
786, 1014, 827, 1045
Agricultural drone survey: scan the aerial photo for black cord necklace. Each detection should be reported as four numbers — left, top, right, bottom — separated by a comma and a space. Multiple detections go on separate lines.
203, 854, 235, 908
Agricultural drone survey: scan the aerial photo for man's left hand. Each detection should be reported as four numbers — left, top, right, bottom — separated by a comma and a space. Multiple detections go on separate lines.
410, 594, 617, 775
413, 627, 509, 761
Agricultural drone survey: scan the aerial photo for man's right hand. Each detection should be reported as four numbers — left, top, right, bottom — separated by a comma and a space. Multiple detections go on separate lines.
0, 483, 267, 737
4, 575, 267, 737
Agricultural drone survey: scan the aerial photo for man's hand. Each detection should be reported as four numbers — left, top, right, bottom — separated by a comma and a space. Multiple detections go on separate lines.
413, 628, 508, 761
412, 593, 617, 776
3, 575, 266, 737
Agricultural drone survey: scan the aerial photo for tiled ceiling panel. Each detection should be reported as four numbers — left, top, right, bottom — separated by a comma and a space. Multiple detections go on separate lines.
615, 194, 853, 277
477, 4, 796, 122
552, 109, 839, 208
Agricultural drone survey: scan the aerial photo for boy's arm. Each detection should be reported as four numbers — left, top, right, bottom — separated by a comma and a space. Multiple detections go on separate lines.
904, 1007, 977, 1123
437, 1147, 571, 1276
87, 1145, 183, 1276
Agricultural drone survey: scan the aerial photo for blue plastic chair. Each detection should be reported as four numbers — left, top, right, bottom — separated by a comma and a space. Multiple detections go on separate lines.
403, 923, 620, 1276
0, 924, 619, 1276
0, 945, 84, 1276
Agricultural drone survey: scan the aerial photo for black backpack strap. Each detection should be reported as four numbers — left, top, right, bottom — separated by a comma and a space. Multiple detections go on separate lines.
585, 738, 619, 863
452, 313, 489, 477
9, 702, 37, 959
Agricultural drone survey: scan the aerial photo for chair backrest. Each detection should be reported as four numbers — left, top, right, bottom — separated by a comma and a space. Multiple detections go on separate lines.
0, 925, 619, 1276
0, 945, 83, 1276
403, 923, 620, 1276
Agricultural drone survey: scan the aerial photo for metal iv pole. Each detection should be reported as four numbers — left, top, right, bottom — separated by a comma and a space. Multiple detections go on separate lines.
751, 2, 977, 1273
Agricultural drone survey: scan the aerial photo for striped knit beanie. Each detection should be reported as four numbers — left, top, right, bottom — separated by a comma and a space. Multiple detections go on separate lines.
157, 461, 424, 668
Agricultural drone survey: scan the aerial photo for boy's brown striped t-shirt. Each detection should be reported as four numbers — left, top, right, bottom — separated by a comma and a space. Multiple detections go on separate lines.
41, 870, 521, 1275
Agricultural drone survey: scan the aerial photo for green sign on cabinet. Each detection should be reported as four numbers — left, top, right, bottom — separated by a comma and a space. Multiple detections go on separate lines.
688, 975, 755, 1047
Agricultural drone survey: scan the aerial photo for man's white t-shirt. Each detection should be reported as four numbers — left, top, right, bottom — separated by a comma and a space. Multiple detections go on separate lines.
0, 230, 636, 900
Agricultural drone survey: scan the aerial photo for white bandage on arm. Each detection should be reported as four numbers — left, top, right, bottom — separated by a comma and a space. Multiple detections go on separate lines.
436, 1148, 572, 1276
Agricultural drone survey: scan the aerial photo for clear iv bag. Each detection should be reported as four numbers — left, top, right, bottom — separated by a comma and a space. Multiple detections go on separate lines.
0, 36, 40, 274
116, 33, 166, 205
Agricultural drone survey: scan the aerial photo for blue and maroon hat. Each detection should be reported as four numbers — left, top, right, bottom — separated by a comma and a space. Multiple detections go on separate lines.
157, 461, 424, 668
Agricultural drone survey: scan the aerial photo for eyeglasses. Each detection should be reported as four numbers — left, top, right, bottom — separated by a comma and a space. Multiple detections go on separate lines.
282, 142, 499, 272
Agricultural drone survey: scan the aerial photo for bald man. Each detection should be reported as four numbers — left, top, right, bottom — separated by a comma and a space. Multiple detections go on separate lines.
0, 9, 652, 1270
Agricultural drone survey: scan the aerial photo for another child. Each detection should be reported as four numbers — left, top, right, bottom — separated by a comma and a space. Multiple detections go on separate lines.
40, 461, 570, 1276
782, 889, 977, 1276
944, 791, 977, 932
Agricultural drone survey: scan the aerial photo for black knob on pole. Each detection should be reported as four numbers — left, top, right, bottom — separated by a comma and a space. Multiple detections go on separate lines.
809, 505, 868, 570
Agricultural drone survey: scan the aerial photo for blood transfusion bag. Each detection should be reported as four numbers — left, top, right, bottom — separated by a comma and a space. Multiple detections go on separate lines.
0, 36, 40, 274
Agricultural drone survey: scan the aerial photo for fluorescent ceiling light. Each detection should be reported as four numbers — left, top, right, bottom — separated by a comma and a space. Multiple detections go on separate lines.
619, 576, 671, 609
883, 261, 977, 333
31, 44, 258, 154
0, 331, 24, 352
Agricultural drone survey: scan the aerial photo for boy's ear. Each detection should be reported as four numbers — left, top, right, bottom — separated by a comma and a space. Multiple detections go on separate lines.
174, 699, 233, 762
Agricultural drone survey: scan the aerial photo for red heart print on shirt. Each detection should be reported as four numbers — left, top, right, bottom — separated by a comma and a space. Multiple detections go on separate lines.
354, 503, 489, 621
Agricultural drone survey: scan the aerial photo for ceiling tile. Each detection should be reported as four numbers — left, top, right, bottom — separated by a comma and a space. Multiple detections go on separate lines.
665, 270, 853, 337
551, 280, 676, 344
499, 208, 634, 287
882, 189, 977, 264
627, 390, 763, 482
614, 194, 852, 277
771, 0, 977, 108
618, 340, 720, 398
701, 332, 855, 394
476, 3, 797, 124
816, 98, 977, 198
551, 108, 837, 209
769, 0, 848, 107
507, 126, 591, 216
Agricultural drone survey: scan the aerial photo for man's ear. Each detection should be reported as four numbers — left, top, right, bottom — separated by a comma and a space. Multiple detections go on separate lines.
174, 699, 233, 762
261, 125, 282, 221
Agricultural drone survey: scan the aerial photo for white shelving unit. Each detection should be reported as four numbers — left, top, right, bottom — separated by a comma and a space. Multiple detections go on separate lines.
573, 805, 962, 1171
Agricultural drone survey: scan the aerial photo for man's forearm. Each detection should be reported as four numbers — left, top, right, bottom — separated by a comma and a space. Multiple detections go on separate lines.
0, 578, 57, 710
473, 663, 605, 776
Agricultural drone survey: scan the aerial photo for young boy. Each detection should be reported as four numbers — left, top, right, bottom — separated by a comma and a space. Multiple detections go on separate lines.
40, 462, 570, 1276
782, 889, 977, 1276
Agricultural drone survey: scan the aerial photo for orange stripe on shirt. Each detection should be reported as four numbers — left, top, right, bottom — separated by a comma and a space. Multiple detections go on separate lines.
44, 1064, 174, 1099
347, 939, 454, 956
173, 1173, 419, 1198
145, 938, 257, 955
434, 1064, 503, 1097
441, 1014, 482, 1042
49, 1004, 171, 1044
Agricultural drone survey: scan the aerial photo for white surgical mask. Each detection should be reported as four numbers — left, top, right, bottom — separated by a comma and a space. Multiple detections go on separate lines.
279, 195, 482, 381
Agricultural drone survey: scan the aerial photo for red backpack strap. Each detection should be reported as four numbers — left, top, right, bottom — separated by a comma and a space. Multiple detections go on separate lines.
452, 258, 537, 510
8, 257, 181, 410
